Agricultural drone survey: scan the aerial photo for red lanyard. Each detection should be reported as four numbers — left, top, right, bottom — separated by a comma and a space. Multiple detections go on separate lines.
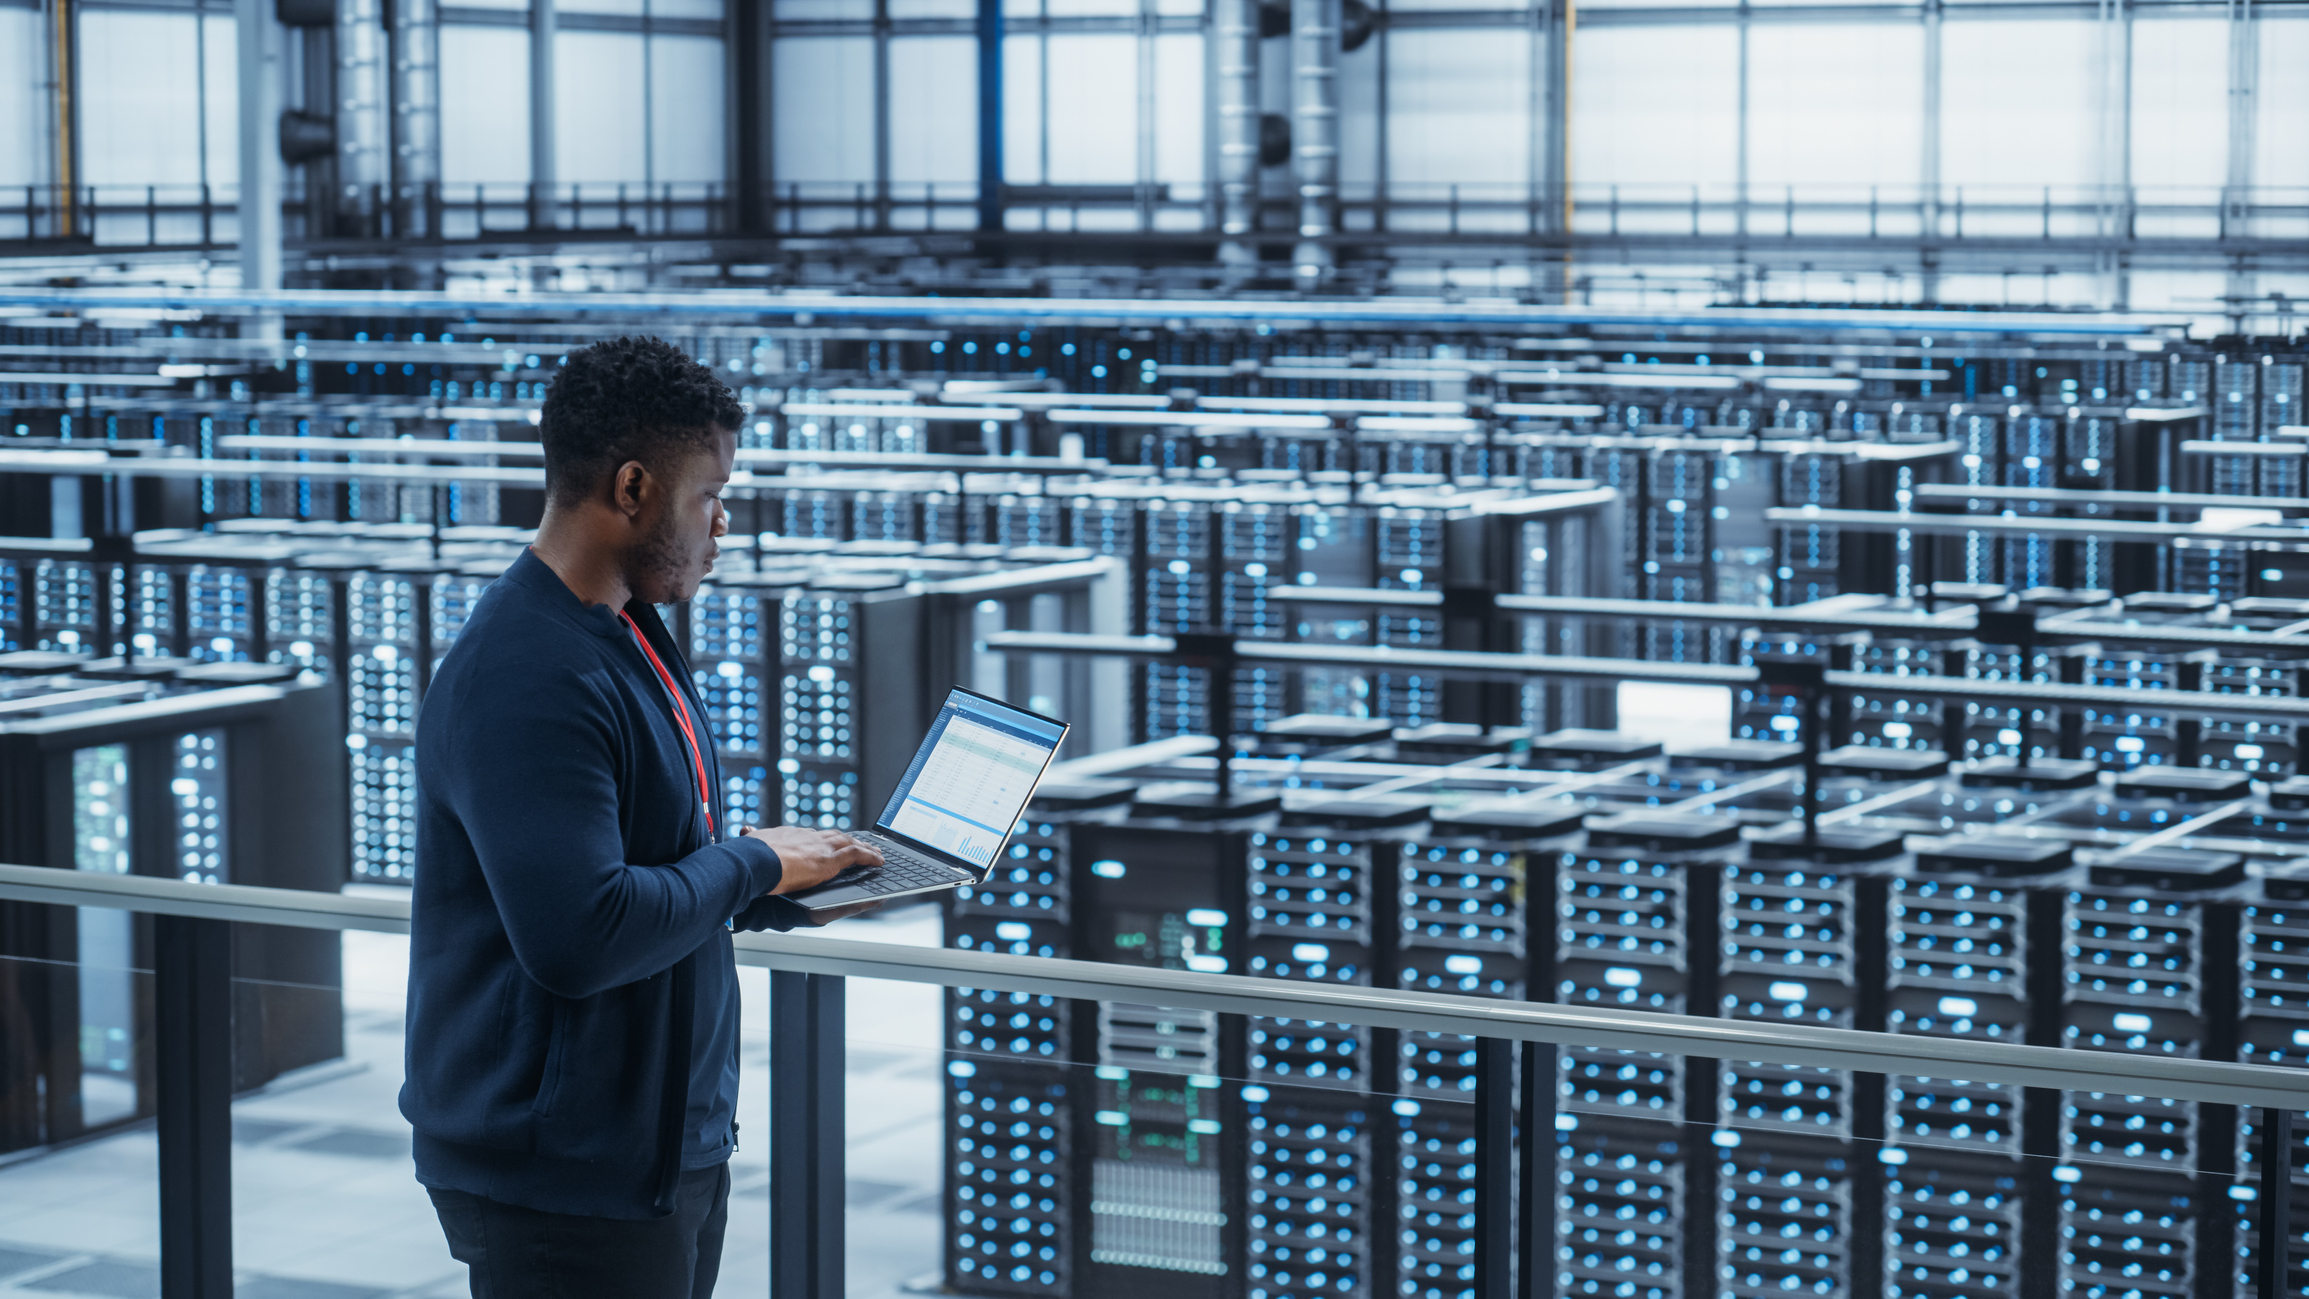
619, 610, 716, 838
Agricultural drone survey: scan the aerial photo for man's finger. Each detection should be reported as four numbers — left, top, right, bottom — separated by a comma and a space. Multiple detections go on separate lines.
840, 842, 885, 866
823, 831, 855, 848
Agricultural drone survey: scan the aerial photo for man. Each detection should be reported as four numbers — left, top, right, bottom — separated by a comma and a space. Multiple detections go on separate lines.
402, 335, 882, 1298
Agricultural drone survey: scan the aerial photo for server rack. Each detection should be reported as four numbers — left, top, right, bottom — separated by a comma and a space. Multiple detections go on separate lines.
0, 664, 348, 1154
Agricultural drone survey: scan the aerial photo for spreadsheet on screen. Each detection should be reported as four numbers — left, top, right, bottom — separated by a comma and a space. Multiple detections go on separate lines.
884, 698, 1060, 867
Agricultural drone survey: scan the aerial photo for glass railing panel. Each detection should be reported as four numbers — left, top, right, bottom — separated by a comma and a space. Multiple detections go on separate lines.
6, 881, 2308, 1299
0, 948, 161, 1296
225, 921, 446, 1297
738, 901, 954, 1297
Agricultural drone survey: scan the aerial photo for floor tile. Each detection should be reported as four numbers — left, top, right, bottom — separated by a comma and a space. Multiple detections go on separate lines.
285, 1131, 410, 1162
21, 1259, 157, 1298
235, 1278, 391, 1299
0, 1249, 67, 1283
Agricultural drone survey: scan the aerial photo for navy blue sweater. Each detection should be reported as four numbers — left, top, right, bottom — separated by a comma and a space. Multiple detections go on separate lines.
402, 549, 802, 1219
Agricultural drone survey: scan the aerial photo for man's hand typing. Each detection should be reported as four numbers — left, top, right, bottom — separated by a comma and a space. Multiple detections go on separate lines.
742, 826, 885, 895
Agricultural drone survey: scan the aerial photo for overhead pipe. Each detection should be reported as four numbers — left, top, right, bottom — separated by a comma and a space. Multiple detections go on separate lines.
336, 0, 387, 230
237, 0, 283, 299
1290, 0, 1340, 288
48, 0, 77, 239
1215, 0, 1261, 265
389, 0, 441, 238
530, 0, 557, 229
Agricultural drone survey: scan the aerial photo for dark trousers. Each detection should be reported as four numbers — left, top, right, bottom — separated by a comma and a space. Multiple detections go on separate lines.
428, 1163, 731, 1299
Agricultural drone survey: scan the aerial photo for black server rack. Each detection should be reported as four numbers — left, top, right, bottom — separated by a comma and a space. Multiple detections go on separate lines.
688, 572, 785, 835
1139, 499, 1216, 740
0, 666, 348, 1154
1245, 803, 1391, 1299
1398, 805, 1580, 1299
1371, 498, 1446, 725
1555, 813, 1739, 1299
776, 574, 928, 829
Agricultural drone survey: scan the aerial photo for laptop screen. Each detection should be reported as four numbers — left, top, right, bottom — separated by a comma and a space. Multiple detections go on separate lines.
877, 689, 1067, 868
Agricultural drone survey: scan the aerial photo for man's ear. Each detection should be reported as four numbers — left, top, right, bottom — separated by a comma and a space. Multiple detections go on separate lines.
609, 460, 650, 520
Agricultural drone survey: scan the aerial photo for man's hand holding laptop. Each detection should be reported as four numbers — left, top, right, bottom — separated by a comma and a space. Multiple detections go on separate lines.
740, 826, 886, 925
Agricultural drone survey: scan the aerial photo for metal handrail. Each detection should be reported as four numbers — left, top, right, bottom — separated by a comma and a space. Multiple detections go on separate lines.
978, 629, 2309, 720
0, 287, 2183, 336
3, 862, 2306, 1109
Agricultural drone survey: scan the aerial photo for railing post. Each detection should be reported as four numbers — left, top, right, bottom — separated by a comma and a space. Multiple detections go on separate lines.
1473, 1036, 1513, 1299
1515, 1040, 1555, 1299
770, 970, 845, 1299
2261, 1107, 2295, 1299
155, 914, 233, 1299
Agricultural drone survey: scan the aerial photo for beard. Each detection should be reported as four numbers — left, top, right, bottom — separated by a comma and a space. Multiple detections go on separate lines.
630, 510, 693, 603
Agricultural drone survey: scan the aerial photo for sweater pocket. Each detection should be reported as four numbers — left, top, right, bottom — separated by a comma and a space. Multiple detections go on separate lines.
531, 1000, 569, 1116
530, 985, 661, 1165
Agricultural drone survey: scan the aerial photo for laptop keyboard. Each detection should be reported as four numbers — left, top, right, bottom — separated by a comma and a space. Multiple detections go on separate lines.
823, 839, 970, 896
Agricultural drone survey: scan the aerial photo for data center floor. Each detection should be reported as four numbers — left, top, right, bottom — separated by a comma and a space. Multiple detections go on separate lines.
0, 895, 949, 1299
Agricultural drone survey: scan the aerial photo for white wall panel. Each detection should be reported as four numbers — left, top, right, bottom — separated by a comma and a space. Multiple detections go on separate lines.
1572, 24, 1735, 189
1387, 28, 1534, 188
202, 15, 236, 187
562, 0, 643, 18
2263, 17, 2309, 190
441, 27, 530, 183
1003, 33, 1042, 183
79, 10, 204, 188
2132, 16, 2226, 190
1042, 33, 1135, 183
890, 37, 978, 184
1749, 23, 1921, 188
892, 0, 972, 19
1153, 31, 1202, 186
650, 34, 726, 181
556, 31, 646, 182
0, 8, 46, 188
779, 0, 870, 23
1940, 20, 2096, 191
772, 36, 875, 182
1010, 0, 1130, 17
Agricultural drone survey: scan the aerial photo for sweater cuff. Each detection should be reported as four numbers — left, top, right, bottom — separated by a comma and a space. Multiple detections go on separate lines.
726, 834, 785, 900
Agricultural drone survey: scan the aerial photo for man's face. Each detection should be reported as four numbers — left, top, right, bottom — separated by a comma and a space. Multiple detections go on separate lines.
627, 428, 735, 605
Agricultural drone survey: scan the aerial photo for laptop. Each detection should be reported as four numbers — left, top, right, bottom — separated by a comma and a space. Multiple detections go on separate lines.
785, 687, 1069, 914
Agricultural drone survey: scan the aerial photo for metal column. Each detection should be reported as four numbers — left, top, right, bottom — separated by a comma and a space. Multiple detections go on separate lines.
1290, 0, 1339, 288
2223, 0, 2258, 325
732, 0, 772, 231
530, 0, 557, 229
976, 0, 1003, 232
390, 0, 441, 238
46, 0, 78, 240
1472, 1037, 1513, 1299
236, 0, 282, 293
1539, 0, 1571, 301
335, 0, 387, 231
2258, 1108, 2295, 1299
155, 915, 233, 1299
1215, 0, 1260, 264
1515, 1041, 1556, 1299
770, 971, 845, 1299
1919, 0, 1942, 303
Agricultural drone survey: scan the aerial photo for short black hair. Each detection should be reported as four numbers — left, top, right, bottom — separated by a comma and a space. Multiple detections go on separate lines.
538, 336, 745, 507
